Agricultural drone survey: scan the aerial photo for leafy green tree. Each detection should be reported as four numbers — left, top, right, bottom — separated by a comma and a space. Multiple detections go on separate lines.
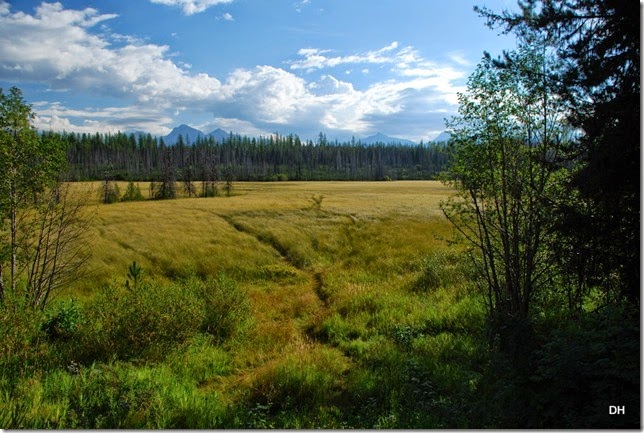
441, 43, 572, 345
0, 88, 63, 296
0, 87, 85, 309
475, 0, 640, 305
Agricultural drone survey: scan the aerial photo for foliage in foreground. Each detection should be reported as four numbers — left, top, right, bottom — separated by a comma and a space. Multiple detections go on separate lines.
2, 278, 637, 428
0, 202, 639, 429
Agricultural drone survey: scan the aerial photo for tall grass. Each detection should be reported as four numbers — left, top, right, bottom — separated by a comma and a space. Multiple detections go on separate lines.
2, 181, 493, 428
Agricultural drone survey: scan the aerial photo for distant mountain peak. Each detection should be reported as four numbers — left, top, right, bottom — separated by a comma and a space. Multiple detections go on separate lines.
432, 131, 452, 143
162, 125, 237, 145
208, 128, 229, 142
361, 132, 416, 145
164, 124, 205, 144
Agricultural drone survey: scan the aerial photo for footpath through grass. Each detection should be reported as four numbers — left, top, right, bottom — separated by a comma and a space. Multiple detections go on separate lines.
1, 181, 488, 428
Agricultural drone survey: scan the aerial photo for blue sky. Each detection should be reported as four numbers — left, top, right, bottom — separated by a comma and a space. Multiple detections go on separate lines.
0, 0, 518, 142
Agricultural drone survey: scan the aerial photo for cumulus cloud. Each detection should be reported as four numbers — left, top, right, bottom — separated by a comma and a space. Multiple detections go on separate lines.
288, 42, 466, 118
0, 2, 221, 106
211, 67, 409, 135
149, 0, 233, 15
218, 66, 310, 124
0, 3, 466, 141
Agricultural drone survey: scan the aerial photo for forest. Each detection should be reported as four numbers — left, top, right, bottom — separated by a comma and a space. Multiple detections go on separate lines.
56, 130, 449, 182
0, 0, 640, 429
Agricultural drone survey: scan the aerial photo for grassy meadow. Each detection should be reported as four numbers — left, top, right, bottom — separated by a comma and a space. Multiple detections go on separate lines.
2, 180, 490, 428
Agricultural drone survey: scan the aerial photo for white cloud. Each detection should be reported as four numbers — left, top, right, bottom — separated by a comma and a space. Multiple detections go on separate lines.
149, 0, 233, 15
222, 12, 234, 21
289, 41, 400, 72
448, 51, 471, 67
294, 0, 311, 13
0, 1, 9, 15
33, 102, 174, 136
0, 3, 465, 141
217, 66, 311, 124
288, 42, 466, 112
211, 67, 407, 134
0, 2, 222, 106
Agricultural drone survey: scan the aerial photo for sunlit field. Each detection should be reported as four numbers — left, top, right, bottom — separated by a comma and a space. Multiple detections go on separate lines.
5, 180, 489, 428
1, 0, 638, 425
72, 180, 455, 292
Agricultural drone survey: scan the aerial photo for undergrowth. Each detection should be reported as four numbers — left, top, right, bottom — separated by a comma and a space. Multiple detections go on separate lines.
1, 182, 637, 429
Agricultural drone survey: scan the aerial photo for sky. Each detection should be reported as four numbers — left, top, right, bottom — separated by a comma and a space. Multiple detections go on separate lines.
0, 0, 519, 142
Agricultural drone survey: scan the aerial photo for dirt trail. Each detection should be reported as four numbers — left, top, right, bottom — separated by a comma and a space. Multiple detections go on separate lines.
214, 212, 336, 370
218, 213, 329, 309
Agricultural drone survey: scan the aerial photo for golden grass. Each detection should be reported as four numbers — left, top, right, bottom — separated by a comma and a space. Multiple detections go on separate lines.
70, 180, 452, 290
64, 180, 463, 405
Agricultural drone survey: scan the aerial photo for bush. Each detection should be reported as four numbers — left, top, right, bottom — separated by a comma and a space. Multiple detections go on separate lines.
55, 363, 156, 428
84, 282, 204, 361
99, 180, 120, 204
412, 253, 448, 293
121, 181, 145, 202
530, 304, 640, 429
40, 362, 200, 428
0, 303, 50, 381
471, 303, 640, 429
80, 275, 249, 362
41, 299, 83, 341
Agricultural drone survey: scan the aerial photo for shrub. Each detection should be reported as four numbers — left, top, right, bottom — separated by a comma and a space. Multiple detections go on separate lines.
0, 302, 50, 381
41, 362, 160, 428
412, 253, 447, 293
41, 299, 83, 341
99, 180, 120, 204
200, 180, 218, 197
529, 304, 640, 429
471, 304, 639, 429
82, 282, 203, 361
80, 274, 249, 362
121, 181, 145, 202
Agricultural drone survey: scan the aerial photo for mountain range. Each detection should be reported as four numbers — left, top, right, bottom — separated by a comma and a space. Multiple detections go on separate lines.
156, 124, 448, 145
161, 124, 229, 145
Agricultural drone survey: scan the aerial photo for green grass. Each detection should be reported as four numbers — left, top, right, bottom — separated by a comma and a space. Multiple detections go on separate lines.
1, 180, 490, 429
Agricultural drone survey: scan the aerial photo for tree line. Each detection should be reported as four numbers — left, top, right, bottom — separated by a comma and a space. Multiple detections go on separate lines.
55, 130, 449, 182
